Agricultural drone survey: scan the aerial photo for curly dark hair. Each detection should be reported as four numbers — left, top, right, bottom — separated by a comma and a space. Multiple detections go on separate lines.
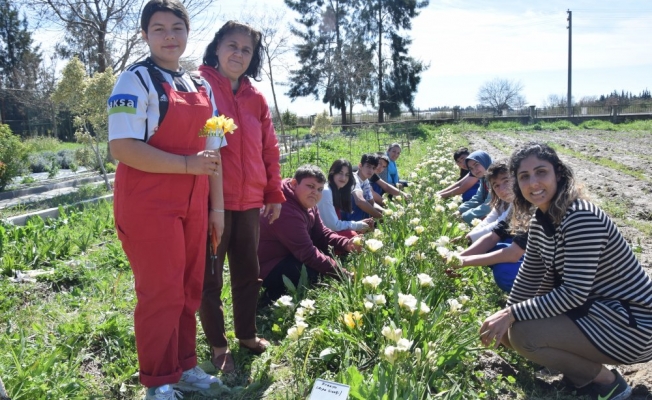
509, 142, 584, 230
202, 21, 264, 81
328, 159, 354, 213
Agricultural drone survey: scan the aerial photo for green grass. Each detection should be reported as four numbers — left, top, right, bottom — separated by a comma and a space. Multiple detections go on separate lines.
22, 137, 83, 153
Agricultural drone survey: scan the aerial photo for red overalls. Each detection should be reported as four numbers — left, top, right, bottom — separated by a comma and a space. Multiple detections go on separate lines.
113, 76, 212, 388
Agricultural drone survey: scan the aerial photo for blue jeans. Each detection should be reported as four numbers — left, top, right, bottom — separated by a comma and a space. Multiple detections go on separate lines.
489, 239, 523, 293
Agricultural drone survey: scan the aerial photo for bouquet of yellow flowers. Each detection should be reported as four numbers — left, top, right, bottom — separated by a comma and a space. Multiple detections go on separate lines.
199, 115, 238, 140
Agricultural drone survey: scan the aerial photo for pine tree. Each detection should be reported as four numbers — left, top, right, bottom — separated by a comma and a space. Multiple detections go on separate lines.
358, 0, 429, 121
0, 0, 42, 126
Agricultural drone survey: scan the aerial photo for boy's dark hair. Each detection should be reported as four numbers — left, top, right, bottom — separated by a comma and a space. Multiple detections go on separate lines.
141, 0, 190, 33
360, 153, 380, 168
376, 152, 390, 165
453, 147, 470, 162
294, 164, 326, 184
328, 159, 354, 213
202, 21, 264, 81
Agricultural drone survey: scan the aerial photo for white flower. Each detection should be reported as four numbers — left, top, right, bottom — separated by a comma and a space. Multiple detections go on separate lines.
414, 252, 427, 261
366, 294, 387, 305
364, 301, 374, 310
417, 273, 434, 287
383, 256, 397, 266
275, 295, 294, 308
446, 252, 463, 268
451, 195, 463, 204
384, 209, 394, 217
409, 172, 418, 179
434, 205, 445, 213
381, 326, 402, 342
396, 210, 405, 218
409, 218, 421, 226
296, 321, 308, 335
361, 275, 382, 289
435, 236, 450, 247
396, 338, 413, 352
447, 298, 463, 314
458, 295, 470, 304
415, 347, 422, 361
419, 303, 431, 315
456, 223, 468, 232
404, 236, 419, 247
414, 226, 425, 235
351, 236, 363, 246
287, 326, 300, 341
471, 218, 482, 227
383, 346, 399, 364
456, 246, 465, 253
394, 196, 403, 202
436, 246, 450, 257
447, 202, 458, 210
398, 293, 418, 312
373, 229, 384, 238
365, 239, 384, 253
300, 299, 316, 312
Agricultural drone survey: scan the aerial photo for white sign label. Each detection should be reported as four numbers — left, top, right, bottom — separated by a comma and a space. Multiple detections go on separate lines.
309, 379, 350, 400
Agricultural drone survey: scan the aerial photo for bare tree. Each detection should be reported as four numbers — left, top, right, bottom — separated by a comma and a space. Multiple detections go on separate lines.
477, 78, 525, 112
19, 0, 214, 73
239, 7, 293, 136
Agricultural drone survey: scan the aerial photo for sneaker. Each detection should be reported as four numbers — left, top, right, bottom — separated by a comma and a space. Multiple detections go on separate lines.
591, 369, 632, 400
145, 384, 182, 400
174, 366, 222, 391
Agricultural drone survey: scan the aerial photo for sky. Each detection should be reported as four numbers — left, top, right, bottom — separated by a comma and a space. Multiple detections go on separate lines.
30, 0, 652, 116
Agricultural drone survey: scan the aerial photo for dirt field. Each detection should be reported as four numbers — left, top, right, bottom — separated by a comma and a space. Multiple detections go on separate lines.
465, 129, 652, 398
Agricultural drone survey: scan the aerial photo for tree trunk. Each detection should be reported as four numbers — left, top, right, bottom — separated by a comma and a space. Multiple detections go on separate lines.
267, 56, 285, 136
377, 0, 384, 123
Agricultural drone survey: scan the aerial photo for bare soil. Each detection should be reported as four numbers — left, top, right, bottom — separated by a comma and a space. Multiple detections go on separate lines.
465, 129, 652, 399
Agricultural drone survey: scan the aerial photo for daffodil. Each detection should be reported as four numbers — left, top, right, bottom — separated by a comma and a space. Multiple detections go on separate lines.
361, 275, 382, 289
365, 238, 384, 252
342, 311, 363, 329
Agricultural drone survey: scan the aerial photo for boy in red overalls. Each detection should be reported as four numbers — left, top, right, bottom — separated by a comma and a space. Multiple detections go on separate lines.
108, 0, 224, 398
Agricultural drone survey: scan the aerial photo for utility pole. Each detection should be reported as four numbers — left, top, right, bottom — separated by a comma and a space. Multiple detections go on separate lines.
567, 9, 572, 117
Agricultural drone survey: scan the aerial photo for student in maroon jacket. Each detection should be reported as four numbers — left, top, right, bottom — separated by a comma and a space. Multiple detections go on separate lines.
258, 165, 359, 302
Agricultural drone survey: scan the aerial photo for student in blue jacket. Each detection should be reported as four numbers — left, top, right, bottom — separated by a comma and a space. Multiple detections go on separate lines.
458, 150, 493, 224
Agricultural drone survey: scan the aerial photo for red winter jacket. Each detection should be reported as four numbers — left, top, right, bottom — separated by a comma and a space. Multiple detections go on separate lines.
258, 179, 350, 279
198, 65, 285, 210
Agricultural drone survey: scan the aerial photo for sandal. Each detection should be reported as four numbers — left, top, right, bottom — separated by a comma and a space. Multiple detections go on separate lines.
211, 350, 235, 373
238, 337, 270, 355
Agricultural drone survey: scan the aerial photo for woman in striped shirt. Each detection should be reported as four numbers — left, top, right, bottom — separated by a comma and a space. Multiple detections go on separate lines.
480, 142, 652, 400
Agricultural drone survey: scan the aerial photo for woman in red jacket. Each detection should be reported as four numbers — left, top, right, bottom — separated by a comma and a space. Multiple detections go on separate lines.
198, 21, 285, 373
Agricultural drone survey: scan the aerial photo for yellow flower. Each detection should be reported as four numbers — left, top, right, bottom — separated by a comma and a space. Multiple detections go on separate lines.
342, 311, 363, 329
221, 116, 238, 133
205, 116, 219, 132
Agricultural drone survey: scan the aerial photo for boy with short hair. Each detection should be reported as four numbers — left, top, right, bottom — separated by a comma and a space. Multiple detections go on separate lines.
438, 147, 480, 201
258, 165, 359, 302
343, 153, 384, 220
108, 0, 223, 398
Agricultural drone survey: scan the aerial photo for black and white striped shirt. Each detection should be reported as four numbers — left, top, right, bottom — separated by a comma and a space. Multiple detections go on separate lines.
508, 199, 652, 364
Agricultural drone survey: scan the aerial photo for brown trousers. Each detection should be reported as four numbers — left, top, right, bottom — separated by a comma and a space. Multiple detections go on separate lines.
199, 209, 262, 348
506, 314, 619, 387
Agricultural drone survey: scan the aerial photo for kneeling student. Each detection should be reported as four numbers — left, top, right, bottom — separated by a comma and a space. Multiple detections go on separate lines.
258, 165, 359, 302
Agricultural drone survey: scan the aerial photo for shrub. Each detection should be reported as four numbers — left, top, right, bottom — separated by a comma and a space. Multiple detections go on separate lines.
281, 109, 298, 128
74, 146, 108, 170
0, 124, 28, 191
23, 137, 62, 153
